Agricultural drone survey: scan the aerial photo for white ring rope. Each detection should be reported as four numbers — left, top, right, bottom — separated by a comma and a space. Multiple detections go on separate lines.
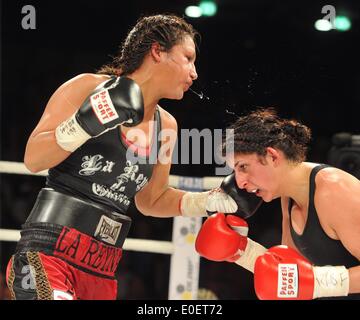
0, 161, 223, 189
0, 228, 174, 255
0, 160, 223, 255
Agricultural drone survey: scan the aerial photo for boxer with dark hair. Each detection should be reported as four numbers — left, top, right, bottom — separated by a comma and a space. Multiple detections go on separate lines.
6, 14, 260, 300
196, 108, 360, 300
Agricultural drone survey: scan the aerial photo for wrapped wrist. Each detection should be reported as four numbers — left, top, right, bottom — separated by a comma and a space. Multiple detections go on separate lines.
235, 238, 267, 273
312, 266, 349, 299
179, 192, 209, 217
55, 112, 91, 152
180, 188, 239, 218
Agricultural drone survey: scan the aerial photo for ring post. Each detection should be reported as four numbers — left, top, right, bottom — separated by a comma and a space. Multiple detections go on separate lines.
168, 176, 203, 300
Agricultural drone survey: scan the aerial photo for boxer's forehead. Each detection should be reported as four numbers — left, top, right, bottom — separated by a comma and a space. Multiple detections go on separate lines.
226, 153, 258, 169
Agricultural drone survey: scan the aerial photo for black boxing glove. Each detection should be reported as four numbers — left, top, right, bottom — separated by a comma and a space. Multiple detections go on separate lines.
55, 77, 144, 152
219, 172, 263, 219
180, 173, 263, 219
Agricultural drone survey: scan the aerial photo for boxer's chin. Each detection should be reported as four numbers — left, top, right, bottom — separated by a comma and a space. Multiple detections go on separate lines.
173, 90, 184, 100
165, 87, 185, 100
258, 190, 271, 202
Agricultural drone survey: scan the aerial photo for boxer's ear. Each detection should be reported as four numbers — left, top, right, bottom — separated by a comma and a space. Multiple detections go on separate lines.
150, 42, 164, 63
265, 147, 282, 167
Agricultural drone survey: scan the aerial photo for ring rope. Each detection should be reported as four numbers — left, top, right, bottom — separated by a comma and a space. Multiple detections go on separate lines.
0, 160, 223, 255
0, 228, 174, 254
0, 160, 223, 189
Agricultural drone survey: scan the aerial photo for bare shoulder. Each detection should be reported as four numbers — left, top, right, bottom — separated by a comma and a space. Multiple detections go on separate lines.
315, 168, 360, 258
157, 105, 178, 130
48, 73, 111, 110
40, 73, 112, 124
315, 167, 360, 229
316, 167, 360, 196
60, 73, 111, 92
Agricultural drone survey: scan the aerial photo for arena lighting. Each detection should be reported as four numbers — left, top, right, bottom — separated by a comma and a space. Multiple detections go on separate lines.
185, 1, 217, 18
185, 6, 202, 18
314, 15, 351, 32
199, 0, 217, 17
334, 16, 351, 31
314, 19, 333, 31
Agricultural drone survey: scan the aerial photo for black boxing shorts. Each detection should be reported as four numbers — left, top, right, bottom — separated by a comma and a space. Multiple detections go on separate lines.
6, 188, 131, 299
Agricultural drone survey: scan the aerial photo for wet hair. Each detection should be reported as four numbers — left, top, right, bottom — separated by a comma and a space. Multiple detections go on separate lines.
97, 14, 199, 76
222, 108, 312, 163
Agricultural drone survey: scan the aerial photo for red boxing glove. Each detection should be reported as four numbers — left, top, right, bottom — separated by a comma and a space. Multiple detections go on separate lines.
254, 245, 350, 300
195, 213, 248, 262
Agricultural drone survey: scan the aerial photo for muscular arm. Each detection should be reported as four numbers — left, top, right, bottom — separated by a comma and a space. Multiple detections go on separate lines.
135, 108, 185, 217
316, 168, 360, 294
135, 165, 186, 217
24, 73, 110, 172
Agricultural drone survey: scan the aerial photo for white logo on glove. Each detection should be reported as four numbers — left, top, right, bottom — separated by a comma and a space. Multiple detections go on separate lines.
91, 90, 119, 124
277, 264, 298, 298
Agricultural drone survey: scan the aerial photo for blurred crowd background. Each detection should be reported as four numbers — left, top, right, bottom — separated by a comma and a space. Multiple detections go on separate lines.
1, 0, 360, 299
